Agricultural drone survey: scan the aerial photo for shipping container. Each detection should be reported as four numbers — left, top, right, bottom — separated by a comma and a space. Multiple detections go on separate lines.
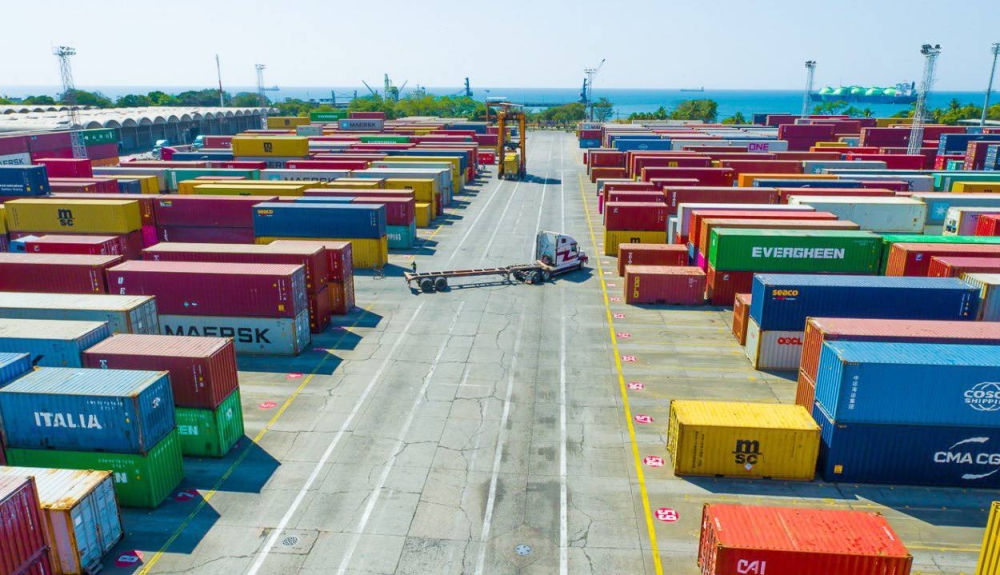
979, 214, 1000, 236
21, 234, 123, 256
750, 274, 980, 331
795, 370, 817, 412
696, 218, 861, 258
307, 286, 332, 332
877, 234, 1000, 272
743, 318, 804, 370
667, 400, 818, 480
0, 292, 157, 335
6, 429, 183, 508
252, 202, 386, 240
0, 318, 110, 368
0, 476, 49, 575
708, 229, 882, 273
175, 389, 244, 457
911, 193, 1000, 225
0, 467, 121, 575
159, 311, 311, 356
0, 352, 32, 388
676, 204, 817, 243
705, 266, 754, 306
617, 244, 688, 276
231, 136, 309, 157
257, 236, 386, 269
107, 260, 307, 318
698, 504, 912, 575
602, 231, 666, 256
944, 207, 1000, 236
787, 196, 926, 233
83, 335, 238, 410
977, 502, 1000, 575
731, 293, 751, 345
261, 169, 351, 183
0, 254, 121, 294
156, 226, 256, 244
886, 243, 1000, 276
266, 240, 353, 283
928, 256, 1000, 278
328, 278, 355, 316
604, 202, 668, 232
623, 266, 705, 305
963, 273, 1000, 320
0, 165, 50, 197
4, 199, 141, 234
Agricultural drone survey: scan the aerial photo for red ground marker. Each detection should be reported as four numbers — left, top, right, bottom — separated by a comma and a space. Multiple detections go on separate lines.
643, 456, 665, 467
655, 508, 679, 523
634, 414, 653, 424
259, 401, 278, 410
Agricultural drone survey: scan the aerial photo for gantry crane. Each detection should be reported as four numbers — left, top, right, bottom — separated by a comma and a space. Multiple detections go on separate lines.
488, 102, 527, 180
908, 44, 941, 155
801, 60, 817, 118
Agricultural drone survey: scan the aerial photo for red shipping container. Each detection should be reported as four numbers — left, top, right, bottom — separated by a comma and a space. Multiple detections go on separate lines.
329, 276, 355, 315
51, 193, 158, 227
21, 234, 121, 256
350, 111, 386, 120
719, 160, 803, 176
586, 150, 625, 169
35, 158, 93, 178
731, 293, 751, 344
47, 180, 99, 194
13, 547, 54, 575
705, 266, 754, 306
286, 160, 371, 171
699, 504, 912, 575
86, 143, 120, 161
845, 153, 925, 170
604, 202, 668, 232
934, 154, 965, 170
13, 230, 144, 260
777, 124, 836, 139
978, 214, 1000, 236
154, 195, 276, 228
107, 260, 307, 318
617, 244, 688, 276
795, 369, 817, 410
682, 145, 748, 152
799, 317, 1000, 385
124, 161, 209, 169
965, 140, 1000, 170
202, 136, 233, 149
83, 335, 239, 410
207, 161, 267, 170
303, 189, 415, 201
0, 135, 30, 156
590, 167, 627, 183
646, 178, 700, 190
0, 476, 50, 575
885, 243, 1000, 276
155, 226, 249, 247
266, 240, 353, 284
771, 151, 842, 161
0, 253, 119, 294
143, 242, 329, 294
623, 265, 705, 305
308, 286, 332, 332
775, 187, 895, 203
641, 167, 735, 186
607, 191, 665, 204
630, 155, 712, 177
663, 187, 780, 216
927, 256, 1000, 277
860, 127, 911, 147
30, 148, 73, 161
27, 131, 72, 152
351, 197, 415, 226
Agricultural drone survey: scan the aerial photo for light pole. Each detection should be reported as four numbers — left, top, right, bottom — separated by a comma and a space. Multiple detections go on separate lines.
982, 43, 1000, 128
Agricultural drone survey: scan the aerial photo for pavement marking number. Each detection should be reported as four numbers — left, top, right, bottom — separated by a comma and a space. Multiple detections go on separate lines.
613, 313, 625, 319
627, 382, 644, 391
286, 372, 304, 379
634, 414, 653, 424
622, 355, 637, 363
655, 508, 679, 523
643, 456, 665, 467
116, 551, 144, 568
610, 296, 620, 302
174, 489, 198, 502
617, 332, 631, 339
258, 401, 278, 410
607, 283, 617, 287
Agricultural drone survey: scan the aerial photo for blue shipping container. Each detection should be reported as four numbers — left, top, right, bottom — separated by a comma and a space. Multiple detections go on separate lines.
814, 341, 1000, 427
614, 139, 674, 152
938, 133, 1000, 154
578, 139, 602, 149
0, 319, 111, 368
170, 152, 234, 162
813, 403, 1000, 487
115, 179, 143, 194
749, 274, 979, 331
253, 202, 387, 239
0, 165, 51, 197
0, 353, 31, 387
0, 367, 176, 454
753, 179, 863, 188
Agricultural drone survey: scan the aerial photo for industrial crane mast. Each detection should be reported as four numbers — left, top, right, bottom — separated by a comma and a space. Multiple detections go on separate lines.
908, 44, 941, 155
256, 64, 268, 128
53, 46, 87, 159
801, 60, 817, 118
584, 58, 606, 121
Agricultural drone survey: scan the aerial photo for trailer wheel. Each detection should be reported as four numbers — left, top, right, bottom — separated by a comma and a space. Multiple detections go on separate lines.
540, 270, 551, 282
512, 270, 525, 282
434, 277, 448, 291
419, 278, 435, 292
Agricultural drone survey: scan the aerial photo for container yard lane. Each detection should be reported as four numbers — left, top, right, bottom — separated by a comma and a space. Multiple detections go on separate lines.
101, 131, 990, 575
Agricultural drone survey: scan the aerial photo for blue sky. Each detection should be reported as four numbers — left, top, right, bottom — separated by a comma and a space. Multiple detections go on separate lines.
1, 0, 997, 90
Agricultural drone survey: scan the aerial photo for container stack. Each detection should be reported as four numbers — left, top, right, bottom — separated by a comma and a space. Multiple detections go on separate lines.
602, 201, 668, 255
253, 202, 388, 269
153, 195, 276, 244
0, 476, 53, 575
268, 240, 355, 315
0, 292, 159, 334
0, 318, 110, 367
4, 198, 144, 258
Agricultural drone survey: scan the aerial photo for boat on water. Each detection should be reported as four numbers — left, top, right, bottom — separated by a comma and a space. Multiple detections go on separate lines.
811, 82, 917, 104
680, 87, 705, 92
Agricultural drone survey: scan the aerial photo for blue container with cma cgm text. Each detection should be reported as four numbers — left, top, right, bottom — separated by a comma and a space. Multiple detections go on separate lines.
749, 274, 979, 331
0, 367, 176, 454
252, 202, 386, 239
814, 341, 1000, 427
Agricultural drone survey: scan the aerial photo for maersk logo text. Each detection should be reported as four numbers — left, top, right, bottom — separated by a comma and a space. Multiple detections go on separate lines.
751, 247, 845, 259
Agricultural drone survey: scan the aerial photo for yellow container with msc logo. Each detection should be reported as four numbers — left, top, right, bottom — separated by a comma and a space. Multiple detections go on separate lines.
231, 136, 309, 157
4, 199, 141, 234
667, 400, 819, 481
603, 230, 666, 256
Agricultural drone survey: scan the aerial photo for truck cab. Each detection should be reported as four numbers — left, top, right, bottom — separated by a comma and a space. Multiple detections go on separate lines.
536, 231, 588, 273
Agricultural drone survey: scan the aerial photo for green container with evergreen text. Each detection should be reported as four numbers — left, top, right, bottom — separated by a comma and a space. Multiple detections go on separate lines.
708, 229, 882, 273
309, 111, 347, 122
176, 389, 244, 458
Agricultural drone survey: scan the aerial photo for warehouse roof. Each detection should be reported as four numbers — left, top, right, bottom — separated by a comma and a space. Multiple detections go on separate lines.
0, 106, 274, 132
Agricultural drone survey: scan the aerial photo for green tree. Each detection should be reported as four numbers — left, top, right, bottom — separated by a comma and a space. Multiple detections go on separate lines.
146, 91, 180, 106
231, 92, 265, 107
348, 95, 396, 119
670, 99, 718, 122
22, 95, 57, 105
811, 100, 850, 115
627, 106, 669, 121
539, 102, 586, 127
721, 111, 747, 125
591, 98, 614, 122
61, 89, 113, 108
115, 93, 152, 108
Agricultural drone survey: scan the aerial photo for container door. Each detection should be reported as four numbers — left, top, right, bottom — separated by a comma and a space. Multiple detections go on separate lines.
93, 478, 123, 553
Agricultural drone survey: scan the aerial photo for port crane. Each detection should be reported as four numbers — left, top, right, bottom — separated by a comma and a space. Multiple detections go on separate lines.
801, 60, 816, 118
583, 58, 606, 121
53, 46, 87, 158
487, 101, 527, 180
908, 44, 941, 155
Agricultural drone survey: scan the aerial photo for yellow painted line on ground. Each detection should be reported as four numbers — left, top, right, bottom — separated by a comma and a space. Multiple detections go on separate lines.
579, 173, 663, 575
137, 303, 377, 575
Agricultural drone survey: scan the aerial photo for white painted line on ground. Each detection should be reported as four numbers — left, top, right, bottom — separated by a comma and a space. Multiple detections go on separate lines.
473, 312, 527, 575
445, 177, 507, 268
478, 179, 522, 266
559, 308, 569, 575
245, 303, 426, 575
530, 145, 554, 259
335, 302, 466, 574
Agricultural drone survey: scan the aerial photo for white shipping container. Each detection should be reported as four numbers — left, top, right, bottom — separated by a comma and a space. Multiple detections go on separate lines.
0, 292, 158, 334
960, 273, 1000, 321
0, 467, 122, 575
788, 196, 926, 233
0, 152, 31, 166
296, 125, 322, 136
260, 169, 351, 183
943, 207, 1000, 236
802, 160, 887, 174
159, 311, 310, 355
825, 172, 935, 192
744, 318, 803, 370
676, 203, 816, 238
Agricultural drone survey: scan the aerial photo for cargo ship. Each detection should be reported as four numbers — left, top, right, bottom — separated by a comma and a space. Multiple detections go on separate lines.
811, 82, 917, 104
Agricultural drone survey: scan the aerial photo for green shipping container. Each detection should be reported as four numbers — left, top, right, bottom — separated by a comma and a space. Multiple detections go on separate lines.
5, 430, 183, 508
934, 172, 1000, 191
708, 229, 882, 273
877, 234, 1000, 273
79, 128, 118, 146
359, 135, 410, 144
386, 222, 416, 249
168, 168, 261, 190
176, 389, 244, 458
309, 111, 347, 122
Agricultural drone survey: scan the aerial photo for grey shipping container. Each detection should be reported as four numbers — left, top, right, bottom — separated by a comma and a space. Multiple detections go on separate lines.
0, 291, 158, 334
159, 310, 311, 355
0, 318, 111, 368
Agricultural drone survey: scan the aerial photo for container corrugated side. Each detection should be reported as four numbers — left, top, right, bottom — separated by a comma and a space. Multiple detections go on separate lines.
877, 234, 1000, 272
0, 292, 158, 334
257, 237, 386, 269
252, 202, 387, 239
743, 318, 803, 370
963, 273, 1000, 321
0, 475, 48, 575
0, 352, 32, 387
787, 196, 926, 233
667, 400, 818, 480
0, 253, 121, 294
977, 502, 1000, 575
602, 231, 666, 256
175, 389, 244, 457
159, 311, 311, 356
707, 229, 882, 273
5, 199, 141, 234
0, 318, 110, 368
731, 293, 751, 345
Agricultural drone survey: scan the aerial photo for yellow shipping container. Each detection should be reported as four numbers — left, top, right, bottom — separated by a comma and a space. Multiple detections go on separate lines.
667, 400, 820, 481
953, 182, 1000, 194
90, 157, 121, 167
188, 183, 310, 197
387, 156, 462, 193
333, 178, 384, 189
603, 231, 666, 256
415, 202, 433, 228
257, 236, 388, 269
231, 136, 309, 157
977, 501, 1000, 575
812, 141, 849, 148
875, 117, 913, 127
5, 199, 141, 234
0, 205, 7, 233
266, 116, 309, 129
102, 174, 159, 194
737, 173, 839, 187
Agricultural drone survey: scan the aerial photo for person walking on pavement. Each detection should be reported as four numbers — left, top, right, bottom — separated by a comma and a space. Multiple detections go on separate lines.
411, 261, 418, 274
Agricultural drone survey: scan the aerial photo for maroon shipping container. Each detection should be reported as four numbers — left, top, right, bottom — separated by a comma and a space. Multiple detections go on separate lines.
885, 243, 1000, 276
157, 226, 254, 244
21, 234, 121, 256
607, 191, 665, 204
351, 197, 415, 226
30, 148, 73, 161
51, 193, 158, 227
12, 551, 53, 575
604, 202, 668, 232
267, 240, 353, 283
719, 159, 804, 176
86, 143, 119, 161
286, 160, 370, 171
49, 178, 117, 194
83, 335, 239, 410
706, 265, 754, 306
202, 136, 233, 149
590, 167, 627, 183
623, 265, 705, 305
154, 195, 276, 228
663, 187, 779, 216
965, 140, 1000, 170
308, 286, 333, 333
143, 242, 329, 294
0, 135, 30, 156
0, 253, 120, 294
35, 158, 93, 178
773, 151, 843, 161
0, 476, 49, 575
629, 155, 712, 177
777, 124, 837, 139
349, 111, 386, 120
12, 230, 143, 260
640, 167, 735, 186
207, 161, 267, 170
978, 214, 1000, 237
699, 505, 912, 575
107, 260, 308, 318
329, 276, 355, 315
845, 153, 925, 170
775, 187, 895, 203
27, 131, 72, 152
926, 256, 1000, 278
617, 244, 689, 276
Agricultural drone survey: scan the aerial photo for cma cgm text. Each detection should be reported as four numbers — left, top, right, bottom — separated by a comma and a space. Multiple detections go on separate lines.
750, 247, 846, 259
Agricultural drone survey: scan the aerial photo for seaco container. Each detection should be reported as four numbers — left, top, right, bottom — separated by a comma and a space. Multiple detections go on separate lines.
252, 202, 387, 239
800, 317, 1000, 383
0, 367, 175, 454
0, 467, 122, 575
175, 389, 244, 457
0, 318, 110, 368
107, 260, 307, 318
83, 334, 238, 410
708, 229, 882, 273
698, 504, 912, 575
787, 196, 926, 233
623, 266, 705, 305
814, 341, 1000, 427
0, 253, 121, 294
963, 273, 1000, 320
731, 293, 752, 345
0, 476, 49, 575
667, 400, 818, 480
750, 274, 980, 331
0, 352, 32, 388
159, 311, 311, 356
885, 243, 1000, 276
978, 502, 1000, 575
813, 405, 1000, 488
0, 292, 157, 335
617, 243, 688, 276
4, 199, 141, 234
6, 430, 183, 509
